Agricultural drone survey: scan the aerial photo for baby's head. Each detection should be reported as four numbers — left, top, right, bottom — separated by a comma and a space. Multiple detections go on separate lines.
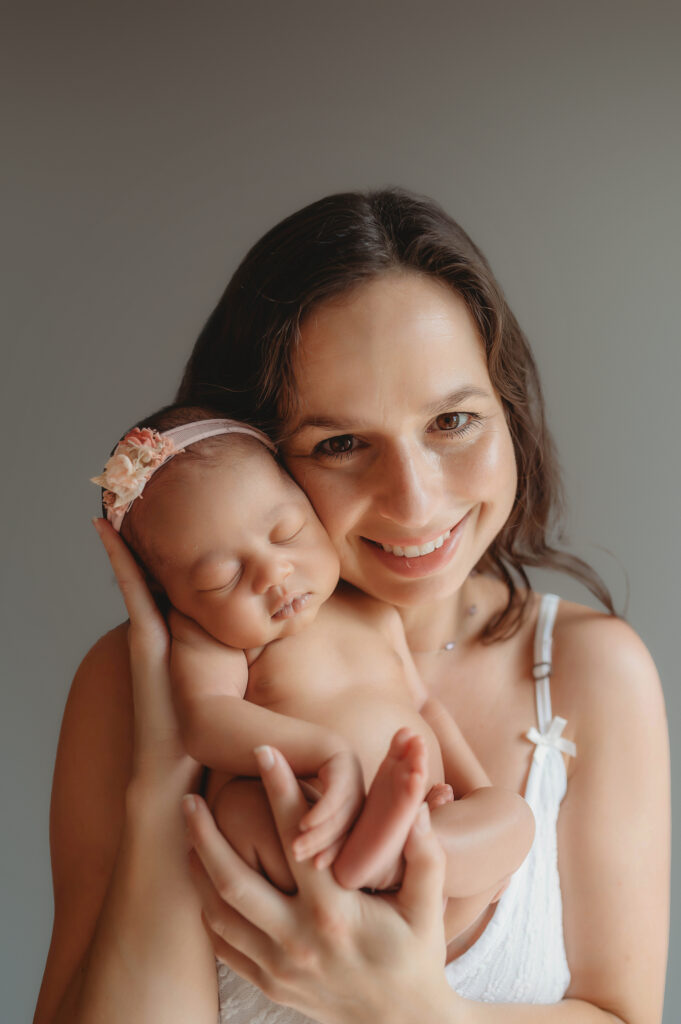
93, 406, 340, 648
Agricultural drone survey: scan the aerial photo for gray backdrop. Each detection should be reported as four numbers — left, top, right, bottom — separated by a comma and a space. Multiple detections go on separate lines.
3, 2, 679, 1020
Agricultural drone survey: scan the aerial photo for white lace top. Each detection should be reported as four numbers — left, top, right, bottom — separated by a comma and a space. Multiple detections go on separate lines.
217, 594, 574, 1020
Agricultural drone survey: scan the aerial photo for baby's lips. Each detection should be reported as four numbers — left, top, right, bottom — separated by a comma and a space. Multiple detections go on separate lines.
270, 592, 313, 619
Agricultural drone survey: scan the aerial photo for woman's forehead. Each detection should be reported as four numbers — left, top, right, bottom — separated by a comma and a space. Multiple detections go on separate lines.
289, 273, 491, 427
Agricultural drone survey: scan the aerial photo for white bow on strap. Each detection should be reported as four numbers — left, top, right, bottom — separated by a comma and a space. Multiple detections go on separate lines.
526, 715, 577, 758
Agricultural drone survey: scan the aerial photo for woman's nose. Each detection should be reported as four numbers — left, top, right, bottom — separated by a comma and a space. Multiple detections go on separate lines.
374, 441, 443, 528
252, 554, 294, 594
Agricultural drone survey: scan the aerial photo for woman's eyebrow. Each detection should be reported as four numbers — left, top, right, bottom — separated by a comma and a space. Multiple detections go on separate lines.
290, 386, 492, 434
425, 385, 492, 416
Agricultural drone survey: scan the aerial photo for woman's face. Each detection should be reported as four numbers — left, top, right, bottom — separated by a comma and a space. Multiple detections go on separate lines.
281, 272, 518, 607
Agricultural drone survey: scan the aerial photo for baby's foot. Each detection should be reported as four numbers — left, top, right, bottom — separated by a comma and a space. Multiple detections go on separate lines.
332, 728, 428, 890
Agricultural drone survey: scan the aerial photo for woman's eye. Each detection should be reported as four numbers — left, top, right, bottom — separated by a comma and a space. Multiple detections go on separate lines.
433, 412, 473, 432
314, 434, 359, 458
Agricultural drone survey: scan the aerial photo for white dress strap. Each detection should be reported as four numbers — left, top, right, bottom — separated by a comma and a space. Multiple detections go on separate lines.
526, 594, 577, 759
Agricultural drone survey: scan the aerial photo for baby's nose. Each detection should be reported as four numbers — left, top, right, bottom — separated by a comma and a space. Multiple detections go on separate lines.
253, 556, 293, 594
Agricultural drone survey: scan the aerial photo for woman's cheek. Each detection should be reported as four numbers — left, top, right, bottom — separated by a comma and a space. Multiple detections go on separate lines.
461, 426, 517, 521
287, 464, 357, 548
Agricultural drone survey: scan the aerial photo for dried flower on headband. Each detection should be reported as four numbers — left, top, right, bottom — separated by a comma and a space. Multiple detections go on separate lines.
92, 417, 277, 531
91, 427, 178, 517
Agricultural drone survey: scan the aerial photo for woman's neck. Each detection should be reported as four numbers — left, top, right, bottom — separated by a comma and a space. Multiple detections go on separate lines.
397, 576, 478, 654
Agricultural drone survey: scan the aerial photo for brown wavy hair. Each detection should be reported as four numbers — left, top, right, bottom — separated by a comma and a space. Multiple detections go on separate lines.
178, 187, 615, 638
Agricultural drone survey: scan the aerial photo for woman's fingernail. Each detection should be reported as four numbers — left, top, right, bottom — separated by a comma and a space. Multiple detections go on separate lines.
254, 745, 275, 771
182, 794, 197, 815
414, 802, 431, 835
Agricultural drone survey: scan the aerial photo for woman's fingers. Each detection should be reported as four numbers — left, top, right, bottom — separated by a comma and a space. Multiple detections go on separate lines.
93, 517, 183, 762
396, 803, 447, 935
188, 849, 274, 966
93, 518, 164, 635
254, 747, 341, 897
183, 794, 292, 940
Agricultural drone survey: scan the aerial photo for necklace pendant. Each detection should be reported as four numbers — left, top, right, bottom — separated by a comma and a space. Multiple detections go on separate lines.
444, 640, 456, 651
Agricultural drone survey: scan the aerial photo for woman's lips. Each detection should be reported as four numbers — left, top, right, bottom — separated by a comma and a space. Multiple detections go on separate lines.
360, 512, 471, 578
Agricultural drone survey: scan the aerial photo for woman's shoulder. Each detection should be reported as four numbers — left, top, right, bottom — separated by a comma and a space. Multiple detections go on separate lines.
70, 621, 132, 703
78, 619, 131, 668
62, 622, 134, 761
548, 596, 665, 741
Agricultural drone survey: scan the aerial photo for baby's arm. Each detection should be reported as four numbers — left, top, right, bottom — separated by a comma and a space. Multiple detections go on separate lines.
168, 610, 364, 859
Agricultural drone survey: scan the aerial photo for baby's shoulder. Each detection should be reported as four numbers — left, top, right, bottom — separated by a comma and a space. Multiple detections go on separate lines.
330, 582, 403, 636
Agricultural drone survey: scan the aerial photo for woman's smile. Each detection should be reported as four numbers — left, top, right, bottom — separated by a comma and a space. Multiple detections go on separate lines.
282, 271, 517, 607
359, 510, 473, 578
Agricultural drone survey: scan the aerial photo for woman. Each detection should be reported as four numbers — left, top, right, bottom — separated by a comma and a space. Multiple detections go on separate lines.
34, 189, 670, 1024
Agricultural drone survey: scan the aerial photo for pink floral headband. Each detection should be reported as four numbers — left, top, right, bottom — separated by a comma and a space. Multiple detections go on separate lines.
91, 418, 277, 532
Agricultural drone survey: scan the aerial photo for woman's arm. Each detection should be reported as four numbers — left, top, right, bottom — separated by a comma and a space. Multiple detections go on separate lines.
545, 612, 670, 1024
33, 522, 218, 1024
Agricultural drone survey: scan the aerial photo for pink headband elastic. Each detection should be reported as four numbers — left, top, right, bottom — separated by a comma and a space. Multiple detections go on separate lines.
91, 418, 277, 532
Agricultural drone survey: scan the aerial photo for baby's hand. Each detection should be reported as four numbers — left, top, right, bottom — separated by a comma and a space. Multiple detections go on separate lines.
291, 749, 365, 868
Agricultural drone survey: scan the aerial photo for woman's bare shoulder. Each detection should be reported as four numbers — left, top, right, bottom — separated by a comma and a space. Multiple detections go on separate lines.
550, 598, 665, 737
55, 622, 135, 848
73, 620, 132, 690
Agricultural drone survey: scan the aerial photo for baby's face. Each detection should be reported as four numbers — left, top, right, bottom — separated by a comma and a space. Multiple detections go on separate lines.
141, 444, 340, 648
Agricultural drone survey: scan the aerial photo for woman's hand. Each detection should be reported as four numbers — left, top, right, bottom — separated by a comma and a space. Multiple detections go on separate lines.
183, 745, 458, 1024
93, 518, 198, 791
35, 522, 216, 1024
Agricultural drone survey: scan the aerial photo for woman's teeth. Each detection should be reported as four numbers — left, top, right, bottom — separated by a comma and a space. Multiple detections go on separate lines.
380, 530, 450, 558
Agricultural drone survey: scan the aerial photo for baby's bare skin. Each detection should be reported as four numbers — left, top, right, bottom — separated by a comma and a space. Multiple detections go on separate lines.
245, 586, 443, 787
174, 583, 447, 891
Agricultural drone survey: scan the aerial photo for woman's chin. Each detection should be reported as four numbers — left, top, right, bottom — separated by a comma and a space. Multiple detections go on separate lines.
341, 560, 474, 608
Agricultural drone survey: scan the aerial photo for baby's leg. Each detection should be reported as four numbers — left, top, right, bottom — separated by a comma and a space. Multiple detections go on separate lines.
443, 877, 511, 944
212, 779, 296, 893
332, 728, 429, 890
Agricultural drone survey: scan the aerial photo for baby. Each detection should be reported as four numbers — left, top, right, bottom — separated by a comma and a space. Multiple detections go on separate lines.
93, 406, 533, 930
